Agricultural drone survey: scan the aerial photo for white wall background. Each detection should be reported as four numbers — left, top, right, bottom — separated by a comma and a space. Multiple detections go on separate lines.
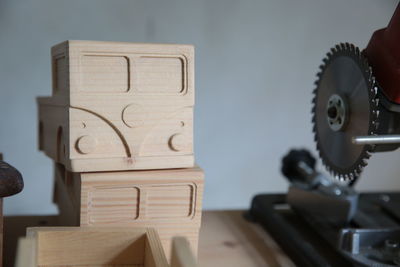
0, 0, 399, 215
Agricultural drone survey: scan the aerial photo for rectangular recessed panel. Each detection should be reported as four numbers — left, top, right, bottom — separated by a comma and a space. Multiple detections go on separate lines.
81, 55, 129, 92
146, 185, 193, 219
88, 187, 139, 224
136, 57, 185, 94
53, 55, 67, 92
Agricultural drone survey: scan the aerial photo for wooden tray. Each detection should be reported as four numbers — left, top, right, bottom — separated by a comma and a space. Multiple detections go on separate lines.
15, 227, 196, 267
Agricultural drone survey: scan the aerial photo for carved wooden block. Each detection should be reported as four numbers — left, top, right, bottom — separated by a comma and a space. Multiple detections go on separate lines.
38, 40, 195, 172
53, 165, 204, 260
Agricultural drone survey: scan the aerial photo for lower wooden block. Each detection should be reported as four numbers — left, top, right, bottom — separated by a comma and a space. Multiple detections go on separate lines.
53, 165, 204, 260
16, 227, 169, 267
15, 227, 197, 267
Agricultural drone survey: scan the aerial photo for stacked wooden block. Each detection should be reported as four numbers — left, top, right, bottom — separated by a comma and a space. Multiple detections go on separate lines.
37, 40, 204, 260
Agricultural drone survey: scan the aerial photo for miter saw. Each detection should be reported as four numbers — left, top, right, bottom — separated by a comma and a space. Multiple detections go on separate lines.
247, 3, 400, 267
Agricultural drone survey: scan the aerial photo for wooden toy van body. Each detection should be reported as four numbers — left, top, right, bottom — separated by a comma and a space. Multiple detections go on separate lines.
38, 40, 194, 172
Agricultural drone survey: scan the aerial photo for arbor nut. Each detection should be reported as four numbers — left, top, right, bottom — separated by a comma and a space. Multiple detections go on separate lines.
76, 135, 97, 154
168, 134, 186, 152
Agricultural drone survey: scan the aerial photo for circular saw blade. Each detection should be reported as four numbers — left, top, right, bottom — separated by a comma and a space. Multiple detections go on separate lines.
312, 43, 379, 183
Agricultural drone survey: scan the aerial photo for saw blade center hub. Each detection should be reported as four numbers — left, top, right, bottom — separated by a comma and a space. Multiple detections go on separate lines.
326, 94, 347, 131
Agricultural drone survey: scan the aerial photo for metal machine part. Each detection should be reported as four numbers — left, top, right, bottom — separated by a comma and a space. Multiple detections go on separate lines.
248, 193, 400, 267
311, 5, 400, 182
326, 94, 348, 132
312, 43, 380, 183
365, 4, 400, 104
282, 149, 358, 225
247, 149, 400, 266
353, 135, 400, 145
246, 5, 400, 266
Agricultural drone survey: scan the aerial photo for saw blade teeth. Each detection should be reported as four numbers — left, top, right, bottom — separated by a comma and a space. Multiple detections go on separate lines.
355, 45, 360, 53
368, 67, 373, 81
311, 42, 380, 185
361, 159, 368, 167
312, 88, 317, 94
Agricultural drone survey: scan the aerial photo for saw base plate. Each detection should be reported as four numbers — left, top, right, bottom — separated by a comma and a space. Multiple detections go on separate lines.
247, 193, 400, 267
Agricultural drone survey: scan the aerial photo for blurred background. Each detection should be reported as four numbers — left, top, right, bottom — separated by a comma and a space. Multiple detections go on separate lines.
0, 0, 398, 215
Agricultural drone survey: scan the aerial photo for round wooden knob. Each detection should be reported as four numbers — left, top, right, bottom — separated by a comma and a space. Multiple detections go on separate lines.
76, 135, 97, 154
168, 134, 186, 152
122, 104, 145, 128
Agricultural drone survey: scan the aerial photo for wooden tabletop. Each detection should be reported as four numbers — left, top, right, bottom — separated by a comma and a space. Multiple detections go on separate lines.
198, 210, 294, 267
4, 210, 294, 267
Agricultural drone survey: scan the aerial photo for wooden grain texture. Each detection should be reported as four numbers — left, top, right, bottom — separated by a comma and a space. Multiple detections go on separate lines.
54, 166, 204, 260
198, 211, 295, 267
170, 237, 197, 267
145, 228, 169, 267
38, 40, 195, 172
17, 227, 169, 267
6, 211, 294, 267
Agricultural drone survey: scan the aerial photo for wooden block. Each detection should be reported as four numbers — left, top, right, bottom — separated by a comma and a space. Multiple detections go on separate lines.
171, 237, 198, 267
38, 40, 195, 172
16, 227, 169, 267
54, 166, 204, 260
14, 237, 35, 267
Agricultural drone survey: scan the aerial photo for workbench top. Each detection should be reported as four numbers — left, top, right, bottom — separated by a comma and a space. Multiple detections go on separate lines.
4, 210, 294, 267
198, 210, 294, 267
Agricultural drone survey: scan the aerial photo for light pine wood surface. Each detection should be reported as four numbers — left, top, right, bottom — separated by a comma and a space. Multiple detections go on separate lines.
53, 165, 204, 261
15, 227, 198, 267
16, 227, 170, 267
171, 237, 197, 267
198, 211, 295, 267
5, 211, 293, 267
38, 40, 195, 172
